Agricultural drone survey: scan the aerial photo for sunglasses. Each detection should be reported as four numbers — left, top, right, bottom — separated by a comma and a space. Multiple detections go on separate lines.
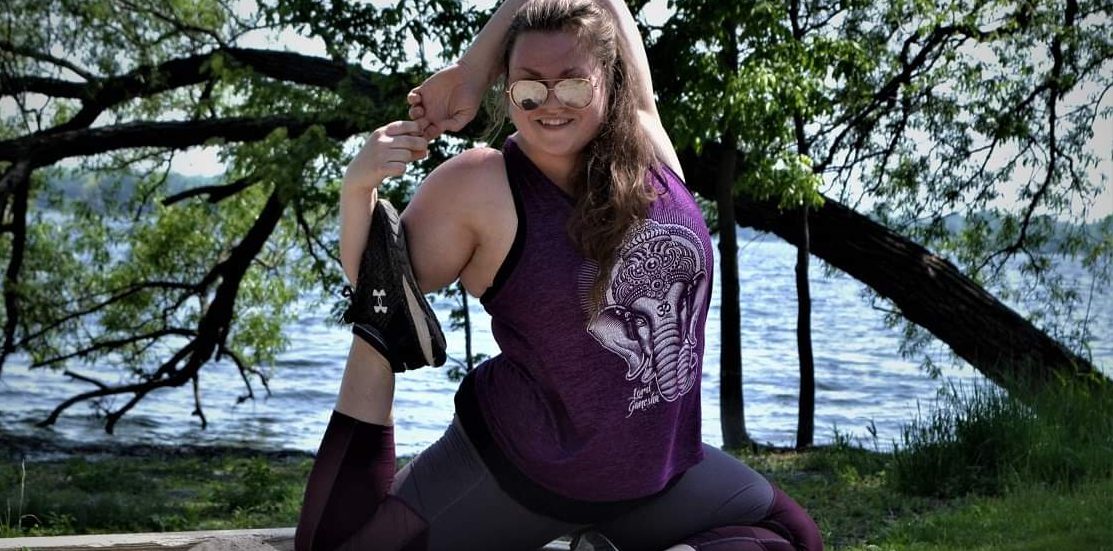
506, 78, 595, 111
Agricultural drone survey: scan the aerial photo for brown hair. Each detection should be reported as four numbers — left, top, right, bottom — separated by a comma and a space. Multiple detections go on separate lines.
489, 0, 658, 314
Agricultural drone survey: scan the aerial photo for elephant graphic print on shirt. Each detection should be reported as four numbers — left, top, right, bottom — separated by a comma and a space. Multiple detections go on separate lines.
580, 218, 710, 417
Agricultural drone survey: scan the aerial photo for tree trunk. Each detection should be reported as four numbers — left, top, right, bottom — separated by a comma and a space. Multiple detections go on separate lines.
796, 204, 815, 449
715, 134, 749, 449
679, 143, 1109, 399
459, 280, 475, 372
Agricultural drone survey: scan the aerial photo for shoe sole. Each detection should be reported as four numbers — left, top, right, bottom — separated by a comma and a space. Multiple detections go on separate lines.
378, 200, 446, 368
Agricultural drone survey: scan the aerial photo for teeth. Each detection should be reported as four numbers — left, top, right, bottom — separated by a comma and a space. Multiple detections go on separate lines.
539, 118, 571, 126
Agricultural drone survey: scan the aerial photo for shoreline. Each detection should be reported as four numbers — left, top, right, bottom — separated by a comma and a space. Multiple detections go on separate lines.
0, 430, 316, 463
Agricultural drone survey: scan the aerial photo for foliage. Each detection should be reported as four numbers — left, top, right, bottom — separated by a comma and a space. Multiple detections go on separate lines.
0, 0, 480, 428
652, 0, 828, 208
891, 377, 1113, 498
645, 0, 1112, 372
0, 451, 311, 536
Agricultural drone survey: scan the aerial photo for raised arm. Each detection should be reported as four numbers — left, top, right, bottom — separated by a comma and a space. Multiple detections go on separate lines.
339, 121, 428, 286
594, 0, 684, 179
407, 0, 528, 139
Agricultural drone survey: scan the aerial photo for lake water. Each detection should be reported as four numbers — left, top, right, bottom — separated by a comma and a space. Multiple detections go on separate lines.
1, 237, 1110, 456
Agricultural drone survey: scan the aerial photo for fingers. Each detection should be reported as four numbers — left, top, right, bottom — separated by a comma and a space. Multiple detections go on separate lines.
383, 119, 435, 150
407, 88, 448, 140
343, 121, 429, 186
420, 121, 443, 141
407, 89, 425, 122
377, 147, 426, 178
383, 120, 422, 136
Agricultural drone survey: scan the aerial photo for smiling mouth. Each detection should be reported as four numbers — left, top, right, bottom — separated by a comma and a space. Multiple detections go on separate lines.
537, 118, 572, 128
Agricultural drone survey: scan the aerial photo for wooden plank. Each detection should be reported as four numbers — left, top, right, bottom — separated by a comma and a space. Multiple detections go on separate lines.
0, 528, 572, 550
0, 528, 296, 551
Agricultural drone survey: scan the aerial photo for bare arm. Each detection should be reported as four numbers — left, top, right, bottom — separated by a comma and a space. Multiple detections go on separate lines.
339, 121, 428, 285
407, 0, 528, 139
595, 0, 684, 179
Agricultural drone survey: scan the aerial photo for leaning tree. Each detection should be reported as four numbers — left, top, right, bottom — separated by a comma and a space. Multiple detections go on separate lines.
644, 0, 1112, 442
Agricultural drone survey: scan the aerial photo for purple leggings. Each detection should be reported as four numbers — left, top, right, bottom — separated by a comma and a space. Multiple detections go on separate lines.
295, 411, 822, 551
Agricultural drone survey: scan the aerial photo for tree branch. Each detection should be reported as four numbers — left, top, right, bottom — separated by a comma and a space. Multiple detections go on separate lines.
162, 176, 258, 206
8, 47, 412, 135
37, 188, 289, 431
1, 114, 366, 168
117, 0, 230, 49
17, 281, 199, 347
38, 340, 196, 430
0, 75, 87, 98
191, 374, 207, 429
0, 39, 96, 80
679, 142, 1105, 396
29, 328, 197, 369
62, 370, 110, 390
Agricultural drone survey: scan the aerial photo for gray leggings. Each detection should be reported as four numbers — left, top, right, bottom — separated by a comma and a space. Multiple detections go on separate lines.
392, 418, 777, 551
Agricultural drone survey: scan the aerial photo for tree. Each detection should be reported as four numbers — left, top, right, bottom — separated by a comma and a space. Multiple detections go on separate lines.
652, 0, 1112, 404
1, 0, 1109, 435
0, 0, 480, 432
715, 131, 748, 449
788, 0, 817, 449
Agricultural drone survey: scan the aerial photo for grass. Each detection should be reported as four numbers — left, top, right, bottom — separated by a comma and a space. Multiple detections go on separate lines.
890, 378, 1113, 498
3, 379, 1112, 548
1, 450, 314, 537
869, 478, 1113, 551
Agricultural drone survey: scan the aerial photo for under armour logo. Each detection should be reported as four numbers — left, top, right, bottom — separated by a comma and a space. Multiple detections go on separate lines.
373, 289, 388, 314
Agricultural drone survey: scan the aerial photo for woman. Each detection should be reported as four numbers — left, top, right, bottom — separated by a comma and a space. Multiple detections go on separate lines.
295, 0, 823, 549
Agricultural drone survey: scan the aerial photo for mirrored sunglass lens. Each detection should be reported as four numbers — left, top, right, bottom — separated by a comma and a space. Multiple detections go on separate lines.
511, 81, 548, 110
555, 80, 592, 108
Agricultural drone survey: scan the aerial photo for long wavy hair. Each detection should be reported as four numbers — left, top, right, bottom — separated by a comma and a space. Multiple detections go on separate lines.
488, 0, 658, 314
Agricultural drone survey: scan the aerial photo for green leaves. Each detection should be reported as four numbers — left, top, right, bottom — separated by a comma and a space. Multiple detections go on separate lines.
652, 0, 836, 206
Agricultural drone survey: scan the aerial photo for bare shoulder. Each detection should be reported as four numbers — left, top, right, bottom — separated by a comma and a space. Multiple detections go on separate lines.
403, 146, 516, 295
419, 146, 508, 199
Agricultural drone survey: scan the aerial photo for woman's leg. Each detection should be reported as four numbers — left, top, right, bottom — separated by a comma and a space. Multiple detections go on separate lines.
295, 339, 428, 551
669, 486, 823, 551
296, 338, 577, 550
597, 444, 822, 551
390, 418, 582, 551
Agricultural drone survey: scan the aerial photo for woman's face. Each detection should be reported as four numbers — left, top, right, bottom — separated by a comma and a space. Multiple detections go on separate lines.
507, 30, 607, 169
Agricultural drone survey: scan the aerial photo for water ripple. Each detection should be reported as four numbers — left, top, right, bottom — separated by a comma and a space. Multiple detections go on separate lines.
1, 240, 1108, 456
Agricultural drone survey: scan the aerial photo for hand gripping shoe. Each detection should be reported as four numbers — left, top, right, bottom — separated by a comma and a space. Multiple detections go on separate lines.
341, 198, 447, 372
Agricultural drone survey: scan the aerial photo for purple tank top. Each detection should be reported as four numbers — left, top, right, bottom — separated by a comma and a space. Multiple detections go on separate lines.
472, 138, 714, 502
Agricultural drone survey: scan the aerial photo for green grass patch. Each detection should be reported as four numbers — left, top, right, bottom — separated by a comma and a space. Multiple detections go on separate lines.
852, 478, 1113, 550
1, 451, 314, 537
891, 378, 1113, 498
3, 380, 1111, 549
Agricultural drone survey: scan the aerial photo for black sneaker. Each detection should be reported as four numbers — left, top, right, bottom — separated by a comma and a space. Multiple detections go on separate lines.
341, 198, 447, 372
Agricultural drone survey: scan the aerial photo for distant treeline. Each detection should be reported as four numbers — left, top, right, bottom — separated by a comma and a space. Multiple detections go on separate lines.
36, 170, 1109, 243
36, 169, 217, 213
